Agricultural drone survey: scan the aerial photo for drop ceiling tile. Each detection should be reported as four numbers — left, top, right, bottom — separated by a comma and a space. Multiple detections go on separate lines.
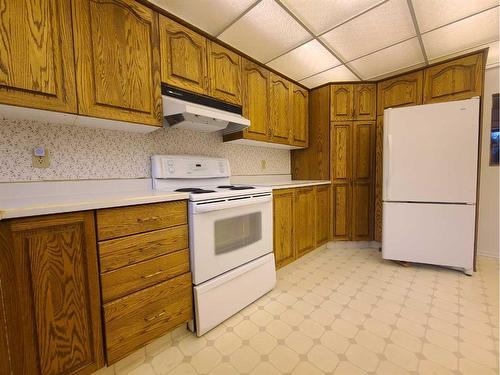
218, 0, 311, 63
320, 0, 416, 62
150, 0, 258, 35
422, 7, 499, 60
485, 41, 500, 67
266, 40, 340, 81
412, 0, 498, 33
280, 0, 383, 35
348, 38, 424, 79
299, 65, 359, 88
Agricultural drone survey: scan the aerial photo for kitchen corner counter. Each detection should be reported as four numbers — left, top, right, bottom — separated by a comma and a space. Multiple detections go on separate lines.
230, 175, 331, 190
0, 179, 189, 220
262, 180, 331, 190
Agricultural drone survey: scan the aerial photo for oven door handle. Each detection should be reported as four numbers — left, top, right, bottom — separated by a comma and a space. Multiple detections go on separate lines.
192, 194, 272, 213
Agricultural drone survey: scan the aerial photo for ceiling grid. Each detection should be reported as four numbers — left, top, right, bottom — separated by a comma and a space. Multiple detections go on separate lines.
150, 0, 500, 88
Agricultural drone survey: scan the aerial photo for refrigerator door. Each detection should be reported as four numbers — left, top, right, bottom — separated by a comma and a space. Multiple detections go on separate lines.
383, 98, 479, 203
382, 202, 475, 272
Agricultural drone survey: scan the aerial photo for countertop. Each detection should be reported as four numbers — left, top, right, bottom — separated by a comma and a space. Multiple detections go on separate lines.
0, 179, 189, 220
230, 175, 331, 190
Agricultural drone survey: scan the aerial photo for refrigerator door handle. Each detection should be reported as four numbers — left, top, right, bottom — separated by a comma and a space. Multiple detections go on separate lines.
386, 134, 392, 199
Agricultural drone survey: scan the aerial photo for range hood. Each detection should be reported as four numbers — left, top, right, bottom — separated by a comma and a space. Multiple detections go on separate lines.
162, 85, 250, 134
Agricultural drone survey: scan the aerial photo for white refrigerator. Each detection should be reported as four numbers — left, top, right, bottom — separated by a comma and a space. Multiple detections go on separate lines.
382, 97, 480, 275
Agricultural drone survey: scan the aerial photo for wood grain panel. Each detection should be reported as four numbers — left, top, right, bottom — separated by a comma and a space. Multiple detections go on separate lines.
98, 225, 188, 272
353, 121, 374, 180
273, 189, 295, 269
331, 84, 354, 121
423, 52, 483, 104
101, 249, 190, 303
377, 71, 423, 114
374, 116, 384, 242
352, 182, 372, 240
103, 273, 193, 364
315, 185, 330, 246
332, 183, 350, 240
294, 187, 316, 257
354, 84, 376, 120
292, 85, 309, 147
207, 41, 242, 105
241, 59, 270, 141
159, 15, 208, 95
331, 123, 351, 182
0, 212, 104, 375
291, 86, 330, 180
270, 73, 292, 143
96, 201, 187, 240
73, 0, 162, 126
0, 0, 77, 113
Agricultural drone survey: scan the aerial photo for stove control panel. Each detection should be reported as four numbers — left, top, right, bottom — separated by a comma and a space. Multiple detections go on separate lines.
152, 155, 230, 179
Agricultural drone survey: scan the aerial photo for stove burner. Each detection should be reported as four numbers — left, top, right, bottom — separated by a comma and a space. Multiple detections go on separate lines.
217, 185, 235, 188
230, 186, 255, 190
175, 188, 203, 192
191, 189, 216, 194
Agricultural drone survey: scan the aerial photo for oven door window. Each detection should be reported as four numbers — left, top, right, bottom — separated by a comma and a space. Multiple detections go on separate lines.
214, 212, 262, 254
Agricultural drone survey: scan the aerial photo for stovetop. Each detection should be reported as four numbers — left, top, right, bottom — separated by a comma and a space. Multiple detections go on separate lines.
167, 185, 271, 201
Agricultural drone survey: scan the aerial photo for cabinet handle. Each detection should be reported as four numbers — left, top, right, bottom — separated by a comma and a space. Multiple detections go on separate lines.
141, 270, 167, 279
137, 216, 160, 223
144, 310, 166, 322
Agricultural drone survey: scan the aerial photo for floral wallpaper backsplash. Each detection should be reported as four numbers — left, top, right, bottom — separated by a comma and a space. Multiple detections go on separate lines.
0, 119, 291, 182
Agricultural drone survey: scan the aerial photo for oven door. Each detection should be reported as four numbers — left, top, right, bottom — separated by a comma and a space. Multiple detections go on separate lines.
189, 194, 273, 285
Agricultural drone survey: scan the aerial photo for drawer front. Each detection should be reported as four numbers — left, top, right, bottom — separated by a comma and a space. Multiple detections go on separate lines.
96, 201, 187, 240
101, 249, 190, 303
99, 225, 188, 272
103, 273, 193, 364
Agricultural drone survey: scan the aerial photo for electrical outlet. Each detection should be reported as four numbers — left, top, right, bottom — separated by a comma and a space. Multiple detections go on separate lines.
32, 149, 50, 168
261, 160, 267, 170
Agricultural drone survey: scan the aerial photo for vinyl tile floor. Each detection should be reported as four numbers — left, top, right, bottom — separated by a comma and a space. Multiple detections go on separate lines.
96, 246, 499, 375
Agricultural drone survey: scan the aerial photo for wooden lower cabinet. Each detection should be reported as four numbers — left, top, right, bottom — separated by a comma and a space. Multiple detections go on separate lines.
315, 185, 331, 245
0, 212, 104, 375
332, 183, 350, 240
294, 187, 316, 257
273, 189, 295, 269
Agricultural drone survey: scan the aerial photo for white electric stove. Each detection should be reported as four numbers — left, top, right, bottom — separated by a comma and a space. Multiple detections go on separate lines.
152, 155, 276, 336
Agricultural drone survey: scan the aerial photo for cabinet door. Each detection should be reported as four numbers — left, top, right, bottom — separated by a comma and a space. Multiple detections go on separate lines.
331, 123, 351, 183
354, 84, 376, 120
0, 0, 77, 113
242, 59, 270, 141
374, 116, 384, 242
352, 121, 374, 181
331, 84, 354, 121
377, 71, 423, 114
207, 41, 242, 105
73, 0, 162, 126
270, 73, 292, 143
294, 187, 316, 257
0, 212, 104, 375
292, 85, 309, 147
423, 52, 484, 104
332, 183, 350, 240
159, 16, 208, 95
352, 182, 372, 240
273, 189, 295, 269
315, 185, 330, 246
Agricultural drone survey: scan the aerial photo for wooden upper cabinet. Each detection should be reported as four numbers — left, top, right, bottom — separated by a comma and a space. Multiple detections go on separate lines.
294, 187, 316, 257
377, 71, 423, 114
207, 41, 242, 105
242, 59, 270, 141
354, 84, 376, 120
0, 212, 104, 375
292, 85, 309, 147
72, 0, 162, 126
0, 0, 77, 113
159, 16, 208, 95
270, 73, 292, 143
423, 52, 484, 104
331, 84, 354, 121
273, 189, 295, 269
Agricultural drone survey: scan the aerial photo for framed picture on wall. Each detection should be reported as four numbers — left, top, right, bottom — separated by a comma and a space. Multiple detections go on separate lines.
491, 93, 499, 166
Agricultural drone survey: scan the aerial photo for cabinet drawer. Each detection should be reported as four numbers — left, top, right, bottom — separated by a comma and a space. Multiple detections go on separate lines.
103, 273, 193, 364
99, 225, 188, 272
96, 201, 187, 240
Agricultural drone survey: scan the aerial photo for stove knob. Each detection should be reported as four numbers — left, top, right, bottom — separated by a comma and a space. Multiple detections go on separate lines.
168, 167, 175, 174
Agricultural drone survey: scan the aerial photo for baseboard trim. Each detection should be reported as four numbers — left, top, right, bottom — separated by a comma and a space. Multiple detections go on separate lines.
327, 241, 381, 249
477, 251, 499, 259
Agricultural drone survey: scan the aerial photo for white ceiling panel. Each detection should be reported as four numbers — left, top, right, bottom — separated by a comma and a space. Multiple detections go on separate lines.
412, 0, 498, 33
485, 41, 500, 67
149, 0, 258, 35
299, 65, 359, 88
348, 38, 424, 79
267, 40, 340, 81
280, 0, 383, 35
320, 0, 415, 62
422, 7, 499, 60
218, 0, 311, 62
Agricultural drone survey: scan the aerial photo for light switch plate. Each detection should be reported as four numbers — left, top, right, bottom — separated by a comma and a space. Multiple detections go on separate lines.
32, 150, 50, 168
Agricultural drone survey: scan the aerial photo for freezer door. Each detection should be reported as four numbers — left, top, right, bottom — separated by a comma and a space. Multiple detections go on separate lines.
383, 98, 479, 203
382, 202, 475, 272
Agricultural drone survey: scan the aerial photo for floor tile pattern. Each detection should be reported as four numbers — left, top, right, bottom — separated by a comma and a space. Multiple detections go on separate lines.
94, 247, 499, 375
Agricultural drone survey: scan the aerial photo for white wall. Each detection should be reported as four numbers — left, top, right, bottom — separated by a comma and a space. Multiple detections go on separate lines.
0, 119, 291, 182
477, 66, 499, 258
